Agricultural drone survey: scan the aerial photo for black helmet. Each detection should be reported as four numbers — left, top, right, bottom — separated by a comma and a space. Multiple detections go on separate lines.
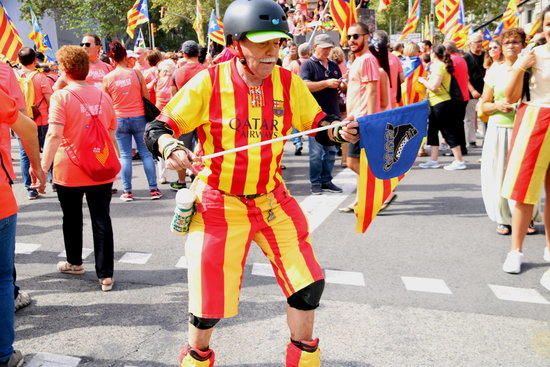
223, 0, 290, 44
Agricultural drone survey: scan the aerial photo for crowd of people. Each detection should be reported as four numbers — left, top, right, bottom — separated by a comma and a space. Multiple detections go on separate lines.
0, 0, 549, 365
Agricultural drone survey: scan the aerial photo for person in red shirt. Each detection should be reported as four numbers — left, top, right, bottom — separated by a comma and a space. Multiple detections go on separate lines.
169, 40, 207, 191
17, 47, 54, 199
0, 89, 45, 367
443, 41, 470, 155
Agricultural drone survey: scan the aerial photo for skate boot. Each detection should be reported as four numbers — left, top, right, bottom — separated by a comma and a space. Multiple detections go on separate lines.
286, 338, 321, 367
178, 344, 215, 367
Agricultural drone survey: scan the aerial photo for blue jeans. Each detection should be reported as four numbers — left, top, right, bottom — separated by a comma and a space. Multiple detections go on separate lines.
0, 214, 16, 363
115, 116, 157, 192
19, 125, 49, 189
291, 128, 302, 149
308, 137, 337, 186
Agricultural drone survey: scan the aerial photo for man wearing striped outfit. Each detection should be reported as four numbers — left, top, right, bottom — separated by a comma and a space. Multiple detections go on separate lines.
144, 1, 359, 366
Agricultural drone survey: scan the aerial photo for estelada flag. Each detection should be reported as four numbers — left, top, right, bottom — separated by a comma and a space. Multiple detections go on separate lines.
208, 9, 225, 46
0, 1, 24, 64
355, 101, 429, 232
126, 0, 149, 38
401, 56, 426, 105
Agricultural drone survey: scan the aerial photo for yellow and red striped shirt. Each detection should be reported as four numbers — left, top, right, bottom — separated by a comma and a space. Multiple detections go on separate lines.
159, 60, 325, 195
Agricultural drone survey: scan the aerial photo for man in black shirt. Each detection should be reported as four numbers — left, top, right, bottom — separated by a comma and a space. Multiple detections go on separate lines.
300, 34, 343, 195
463, 33, 486, 146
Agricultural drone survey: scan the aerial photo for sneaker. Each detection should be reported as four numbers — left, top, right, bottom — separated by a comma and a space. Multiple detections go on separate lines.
170, 181, 186, 191
150, 188, 163, 200
311, 185, 322, 195
544, 247, 550, 262
502, 250, 524, 274
443, 160, 467, 171
0, 350, 23, 367
419, 160, 441, 169
27, 189, 38, 200
294, 146, 303, 156
321, 182, 343, 193
14, 291, 31, 312
120, 192, 134, 202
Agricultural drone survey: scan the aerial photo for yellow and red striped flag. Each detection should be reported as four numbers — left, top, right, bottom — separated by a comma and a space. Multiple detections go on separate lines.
378, 0, 392, 11
208, 10, 225, 46
0, 1, 24, 64
528, 14, 542, 36
126, 0, 150, 38
401, 56, 426, 106
435, 0, 461, 36
399, 0, 421, 41
192, 0, 205, 46
356, 150, 404, 233
329, 0, 358, 45
502, 0, 520, 29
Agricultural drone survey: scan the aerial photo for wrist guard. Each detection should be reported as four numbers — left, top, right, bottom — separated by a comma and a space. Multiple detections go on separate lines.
161, 139, 187, 160
331, 125, 347, 144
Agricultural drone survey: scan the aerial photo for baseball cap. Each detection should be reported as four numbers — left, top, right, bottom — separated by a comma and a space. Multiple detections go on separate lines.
181, 40, 199, 56
313, 34, 335, 48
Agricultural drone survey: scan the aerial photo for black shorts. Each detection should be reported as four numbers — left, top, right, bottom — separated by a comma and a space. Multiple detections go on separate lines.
427, 100, 461, 148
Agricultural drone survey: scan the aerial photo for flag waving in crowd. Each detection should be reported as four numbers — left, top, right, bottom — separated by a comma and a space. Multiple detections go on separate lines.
28, 6, 55, 61
355, 102, 430, 232
329, 0, 357, 45
208, 9, 225, 46
0, 1, 24, 64
401, 55, 426, 105
192, 0, 205, 46
502, 0, 520, 29
126, 0, 149, 38
399, 0, 421, 40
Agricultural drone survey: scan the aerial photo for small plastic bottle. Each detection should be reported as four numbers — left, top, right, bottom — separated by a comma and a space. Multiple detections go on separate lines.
170, 188, 196, 235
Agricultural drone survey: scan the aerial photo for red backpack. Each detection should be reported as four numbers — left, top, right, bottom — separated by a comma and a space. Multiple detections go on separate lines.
64, 90, 121, 182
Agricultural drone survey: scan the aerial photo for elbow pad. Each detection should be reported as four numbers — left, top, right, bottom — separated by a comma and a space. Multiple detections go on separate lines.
144, 119, 174, 158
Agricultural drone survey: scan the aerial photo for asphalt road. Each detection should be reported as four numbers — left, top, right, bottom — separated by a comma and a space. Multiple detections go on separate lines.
10, 138, 550, 367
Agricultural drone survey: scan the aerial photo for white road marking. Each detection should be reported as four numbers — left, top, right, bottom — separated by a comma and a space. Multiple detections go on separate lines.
541, 269, 550, 292
26, 353, 81, 367
58, 248, 93, 259
175, 256, 188, 269
401, 276, 453, 295
489, 284, 549, 305
324, 269, 366, 286
251, 263, 274, 277
15, 242, 41, 254
118, 252, 152, 265
299, 168, 356, 232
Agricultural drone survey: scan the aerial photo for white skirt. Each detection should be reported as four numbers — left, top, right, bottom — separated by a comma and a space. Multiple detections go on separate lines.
481, 123, 540, 225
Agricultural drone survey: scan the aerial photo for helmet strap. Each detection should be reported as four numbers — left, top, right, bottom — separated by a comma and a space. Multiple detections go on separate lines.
234, 41, 255, 76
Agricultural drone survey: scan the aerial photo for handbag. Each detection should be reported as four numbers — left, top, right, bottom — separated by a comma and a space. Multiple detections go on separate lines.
143, 96, 160, 122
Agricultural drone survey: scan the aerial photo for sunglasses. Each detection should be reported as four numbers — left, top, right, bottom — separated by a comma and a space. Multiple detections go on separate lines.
80, 42, 92, 47
347, 33, 366, 41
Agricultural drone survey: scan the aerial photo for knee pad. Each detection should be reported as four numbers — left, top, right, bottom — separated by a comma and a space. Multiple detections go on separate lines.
287, 279, 325, 311
189, 313, 220, 330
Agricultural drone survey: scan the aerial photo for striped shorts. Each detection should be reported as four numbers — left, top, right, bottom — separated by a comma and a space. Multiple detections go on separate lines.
502, 103, 550, 205
185, 179, 324, 319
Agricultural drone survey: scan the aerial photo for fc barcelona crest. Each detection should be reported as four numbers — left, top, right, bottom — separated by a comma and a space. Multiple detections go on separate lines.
273, 100, 284, 116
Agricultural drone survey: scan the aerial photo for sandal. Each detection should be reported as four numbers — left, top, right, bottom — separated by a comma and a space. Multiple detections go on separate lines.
527, 221, 538, 235
496, 224, 511, 236
99, 278, 114, 292
57, 261, 85, 275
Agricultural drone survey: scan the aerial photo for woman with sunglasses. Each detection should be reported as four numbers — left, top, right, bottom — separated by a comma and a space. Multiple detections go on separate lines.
480, 28, 539, 237
484, 40, 504, 70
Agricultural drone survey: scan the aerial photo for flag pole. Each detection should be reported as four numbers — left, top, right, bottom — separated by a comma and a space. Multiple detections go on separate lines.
150, 22, 156, 48
306, 0, 332, 48
201, 120, 350, 160
430, 0, 435, 42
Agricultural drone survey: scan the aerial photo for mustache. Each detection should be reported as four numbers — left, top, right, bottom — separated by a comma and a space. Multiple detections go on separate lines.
258, 57, 277, 63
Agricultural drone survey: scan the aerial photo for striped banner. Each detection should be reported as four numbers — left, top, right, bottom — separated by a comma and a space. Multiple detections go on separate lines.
329, 0, 357, 44
0, 1, 24, 64
193, 0, 205, 46
401, 56, 426, 106
502, 0, 520, 29
208, 9, 225, 46
356, 150, 404, 233
126, 0, 149, 38
28, 6, 55, 61
434, 0, 461, 35
399, 0, 421, 40
445, 0, 468, 49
